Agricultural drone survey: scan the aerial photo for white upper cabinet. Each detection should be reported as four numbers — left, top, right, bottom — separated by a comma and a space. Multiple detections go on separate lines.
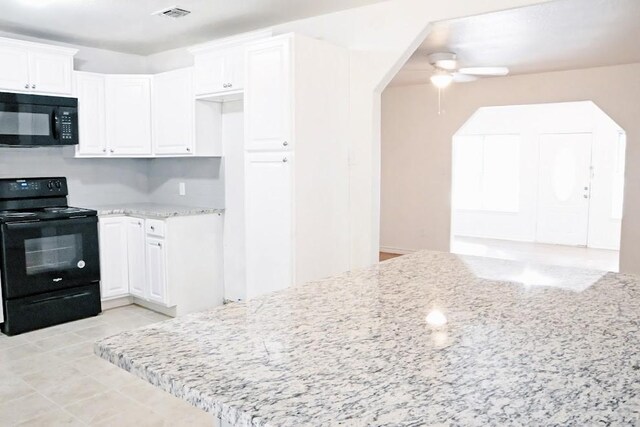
245, 37, 292, 152
192, 46, 244, 96
0, 38, 76, 95
105, 76, 152, 156
153, 68, 194, 155
75, 72, 107, 156
189, 30, 272, 97
28, 51, 73, 95
0, 44, 30, 92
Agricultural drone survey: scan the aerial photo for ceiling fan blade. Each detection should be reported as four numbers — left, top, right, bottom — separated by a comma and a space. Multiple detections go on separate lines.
458, 66, 509, 76
452, 73, 478, 83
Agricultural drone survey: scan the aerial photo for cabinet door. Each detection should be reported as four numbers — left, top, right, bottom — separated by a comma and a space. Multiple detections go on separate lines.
0, 45, 30, 92
105, 76, 152, 155
245, 152, 293, 299
225, 47, 244, 92
98, 217, 129, 299
126, 217, 146, 298
146, 237, 168, 305
28, 51, 73, 95
193, 50, 227, 95
245, 38, 291, 151
152, 68, 194, 155
75, 72, 107, 156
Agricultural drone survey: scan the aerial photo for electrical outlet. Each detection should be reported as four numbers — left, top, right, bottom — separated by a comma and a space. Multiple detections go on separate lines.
179, 182, 186, 196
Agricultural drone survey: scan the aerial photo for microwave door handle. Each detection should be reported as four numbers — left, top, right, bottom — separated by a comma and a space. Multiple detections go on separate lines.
51, 109, 60, 140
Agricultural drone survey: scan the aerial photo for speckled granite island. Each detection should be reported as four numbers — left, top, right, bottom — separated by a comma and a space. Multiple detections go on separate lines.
95, 251, 640, 426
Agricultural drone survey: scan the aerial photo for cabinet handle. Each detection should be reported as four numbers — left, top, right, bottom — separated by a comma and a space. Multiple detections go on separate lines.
283, 141, 288, 147
31, 84, 36, 89
283, 157, 288, 163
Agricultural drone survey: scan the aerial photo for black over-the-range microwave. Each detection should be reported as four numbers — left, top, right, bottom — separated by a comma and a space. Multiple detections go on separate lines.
0, 91, 78, 147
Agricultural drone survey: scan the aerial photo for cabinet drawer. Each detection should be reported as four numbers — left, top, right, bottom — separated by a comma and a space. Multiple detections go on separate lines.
145, 219, 165, 237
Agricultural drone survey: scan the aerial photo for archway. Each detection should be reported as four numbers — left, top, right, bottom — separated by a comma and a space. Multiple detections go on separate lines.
450, 101, 625, 271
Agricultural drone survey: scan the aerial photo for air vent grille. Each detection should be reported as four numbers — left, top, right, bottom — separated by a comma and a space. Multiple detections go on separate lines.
153, 6, 191, 19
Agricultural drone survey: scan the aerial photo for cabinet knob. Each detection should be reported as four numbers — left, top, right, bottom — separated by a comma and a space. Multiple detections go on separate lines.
109, 149, 114, 153
228, 83, 232, 88
283, 141, 288, 147
150, 226, 155, 230
102, 148, 107, 153
157, 242, 162, 247
283, 157, 288, 163
24, 83, 29, 89
186, 147, 191, 152
31, 84, 36, 89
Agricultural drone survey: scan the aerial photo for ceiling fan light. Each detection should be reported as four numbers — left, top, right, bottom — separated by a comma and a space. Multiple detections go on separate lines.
435, 59, 458, 71
430, 71, 453, 89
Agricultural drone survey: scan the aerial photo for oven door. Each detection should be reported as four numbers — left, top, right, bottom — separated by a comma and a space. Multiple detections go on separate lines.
0, 217, 100, 299
0, 102, 62, 146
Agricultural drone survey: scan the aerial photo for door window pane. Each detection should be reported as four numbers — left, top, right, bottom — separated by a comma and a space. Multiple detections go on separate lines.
24, 234, 82, 275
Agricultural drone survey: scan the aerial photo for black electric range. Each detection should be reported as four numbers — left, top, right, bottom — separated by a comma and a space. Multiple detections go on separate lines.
0, 177, 101, 335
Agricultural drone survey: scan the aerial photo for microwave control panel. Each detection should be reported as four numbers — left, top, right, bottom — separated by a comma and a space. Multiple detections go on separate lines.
59, 109, 75, 141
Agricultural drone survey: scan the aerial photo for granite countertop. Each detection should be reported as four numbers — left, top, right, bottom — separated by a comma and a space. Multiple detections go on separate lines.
92, 203, 224, 219
95, 251, 640, 426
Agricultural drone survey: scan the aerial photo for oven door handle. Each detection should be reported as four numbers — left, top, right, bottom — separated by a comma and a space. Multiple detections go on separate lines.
30, 291, 93, 305
4, 216, 97, 230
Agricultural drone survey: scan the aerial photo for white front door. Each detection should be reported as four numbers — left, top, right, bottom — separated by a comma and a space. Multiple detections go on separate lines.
536, 133, 592, 246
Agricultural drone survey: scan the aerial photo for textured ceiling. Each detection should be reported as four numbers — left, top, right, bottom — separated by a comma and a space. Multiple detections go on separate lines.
0, 0, 386, 54
392, 0, 640, 86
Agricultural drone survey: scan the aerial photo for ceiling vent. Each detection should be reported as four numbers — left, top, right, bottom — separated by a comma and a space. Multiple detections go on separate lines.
153, 6, 191, 19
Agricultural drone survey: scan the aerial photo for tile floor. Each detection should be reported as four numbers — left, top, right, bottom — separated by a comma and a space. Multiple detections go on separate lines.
0, 305, 213, 426
451, 235, 619, 272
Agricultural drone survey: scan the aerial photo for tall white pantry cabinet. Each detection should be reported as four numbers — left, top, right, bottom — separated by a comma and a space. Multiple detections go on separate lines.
243, 34, 351, 299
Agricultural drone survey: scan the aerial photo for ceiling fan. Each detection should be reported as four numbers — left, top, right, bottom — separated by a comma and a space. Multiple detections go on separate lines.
428, 52, 509, 88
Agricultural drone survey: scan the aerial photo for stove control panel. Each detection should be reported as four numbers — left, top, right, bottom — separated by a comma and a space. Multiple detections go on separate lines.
0, 177, 68, 199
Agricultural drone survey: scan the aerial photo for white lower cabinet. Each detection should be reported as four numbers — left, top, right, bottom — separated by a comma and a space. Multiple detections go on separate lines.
98, 213, 223, 316
145, 237, 168, 305
125, 217, 146, 298
98, 217, 130, 299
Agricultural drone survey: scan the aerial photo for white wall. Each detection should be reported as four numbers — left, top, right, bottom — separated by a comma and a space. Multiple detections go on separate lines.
381, 62, 640, 274
0, 147, 148, 206
452, 102, 624, 250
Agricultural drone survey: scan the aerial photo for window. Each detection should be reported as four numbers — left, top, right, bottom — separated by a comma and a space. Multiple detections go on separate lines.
453, 134, 520, 212
611, 132, 626, 220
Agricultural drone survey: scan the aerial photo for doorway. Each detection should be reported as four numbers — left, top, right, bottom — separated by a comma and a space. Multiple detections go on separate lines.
450, 102, 625, 271
536, 133, 592, 246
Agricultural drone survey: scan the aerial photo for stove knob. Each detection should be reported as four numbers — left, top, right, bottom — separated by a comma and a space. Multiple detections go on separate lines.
55, 180, 62, 189
47, 181, 54, 190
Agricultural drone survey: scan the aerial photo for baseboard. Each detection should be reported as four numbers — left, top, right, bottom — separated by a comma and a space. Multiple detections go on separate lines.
101, 296, 133, 311
132, 297, 177, 317
379, 246, 416, 255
